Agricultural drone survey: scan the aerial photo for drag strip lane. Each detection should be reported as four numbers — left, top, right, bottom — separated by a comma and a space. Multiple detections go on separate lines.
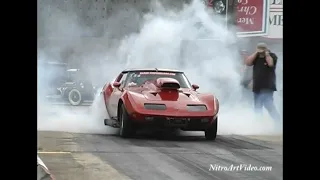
38, 131, 282, 180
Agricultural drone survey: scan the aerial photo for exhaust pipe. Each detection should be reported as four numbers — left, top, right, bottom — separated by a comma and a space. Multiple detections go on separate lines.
104, 119, 119, 128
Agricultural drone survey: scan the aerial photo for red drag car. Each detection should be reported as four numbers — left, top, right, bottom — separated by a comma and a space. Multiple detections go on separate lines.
101, 68, 219, 140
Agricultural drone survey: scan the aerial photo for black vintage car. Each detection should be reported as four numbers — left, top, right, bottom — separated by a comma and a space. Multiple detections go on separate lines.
38, 62, 96, 105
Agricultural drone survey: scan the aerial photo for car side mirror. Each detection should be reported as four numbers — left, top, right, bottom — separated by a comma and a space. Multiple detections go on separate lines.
113, 82, 121, 88
192, 84, 199, 90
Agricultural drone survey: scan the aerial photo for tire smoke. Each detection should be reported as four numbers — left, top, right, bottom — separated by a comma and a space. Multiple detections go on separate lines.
37, 0, 282, 135
38, 94, 118, 134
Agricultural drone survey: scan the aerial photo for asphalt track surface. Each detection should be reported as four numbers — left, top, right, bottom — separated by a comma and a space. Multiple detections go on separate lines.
38, 106, 283, 180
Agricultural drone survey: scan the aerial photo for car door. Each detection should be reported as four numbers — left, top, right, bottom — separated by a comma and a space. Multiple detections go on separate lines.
104, 73, 128, 118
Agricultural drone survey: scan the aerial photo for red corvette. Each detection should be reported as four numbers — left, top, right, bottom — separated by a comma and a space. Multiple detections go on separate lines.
101, 68, 219, 140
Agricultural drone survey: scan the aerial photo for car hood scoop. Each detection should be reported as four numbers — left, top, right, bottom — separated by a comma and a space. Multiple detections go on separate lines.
142, 89, 200, 102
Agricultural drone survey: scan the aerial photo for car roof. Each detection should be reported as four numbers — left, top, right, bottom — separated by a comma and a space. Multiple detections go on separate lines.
67, 69, 79, 72
38, 61, 67, 66
47, 61, 66, 65
122, 68, 183, 73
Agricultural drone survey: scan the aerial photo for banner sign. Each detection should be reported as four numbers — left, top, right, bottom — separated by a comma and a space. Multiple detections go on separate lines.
236, 0, 269, 37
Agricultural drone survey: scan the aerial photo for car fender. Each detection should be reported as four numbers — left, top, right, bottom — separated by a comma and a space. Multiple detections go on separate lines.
119, 91, 142, 115
102, 83, 113, 105
197, 93, 216, 112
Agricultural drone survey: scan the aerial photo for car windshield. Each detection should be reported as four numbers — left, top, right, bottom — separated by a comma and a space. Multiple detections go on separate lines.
125, 71, 191, 88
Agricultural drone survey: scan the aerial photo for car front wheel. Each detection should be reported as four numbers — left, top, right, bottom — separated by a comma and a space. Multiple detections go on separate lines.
119, 104, 134, 138
205, 117, 218, 140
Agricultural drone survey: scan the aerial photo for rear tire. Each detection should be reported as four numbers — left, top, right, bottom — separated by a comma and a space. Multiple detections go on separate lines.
205, 117, 218, 140
119, 104, 134, 138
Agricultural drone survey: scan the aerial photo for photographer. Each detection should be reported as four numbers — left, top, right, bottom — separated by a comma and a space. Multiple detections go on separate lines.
245, 43, 281, 121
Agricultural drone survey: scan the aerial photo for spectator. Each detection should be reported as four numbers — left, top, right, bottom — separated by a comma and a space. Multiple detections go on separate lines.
245, 43, 281, 121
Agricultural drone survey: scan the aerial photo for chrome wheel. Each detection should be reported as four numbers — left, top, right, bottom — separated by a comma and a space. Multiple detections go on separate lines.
68, 89, 82, 106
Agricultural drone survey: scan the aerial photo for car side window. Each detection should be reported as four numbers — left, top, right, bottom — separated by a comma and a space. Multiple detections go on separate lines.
119, 73, 128, 88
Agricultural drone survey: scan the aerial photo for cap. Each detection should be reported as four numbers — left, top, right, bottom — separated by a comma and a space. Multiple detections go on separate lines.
256, 42, 267, 50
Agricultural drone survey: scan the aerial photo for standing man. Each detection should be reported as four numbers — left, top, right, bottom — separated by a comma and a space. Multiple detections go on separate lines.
245, 43, 281, 121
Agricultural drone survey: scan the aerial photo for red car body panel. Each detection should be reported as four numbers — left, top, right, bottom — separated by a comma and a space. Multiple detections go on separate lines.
102, 69, 219, 130
102, 73, 123, 105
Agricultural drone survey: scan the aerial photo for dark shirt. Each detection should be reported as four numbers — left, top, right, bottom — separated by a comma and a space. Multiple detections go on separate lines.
241, 66, 253, 88
252, 52, 277, 92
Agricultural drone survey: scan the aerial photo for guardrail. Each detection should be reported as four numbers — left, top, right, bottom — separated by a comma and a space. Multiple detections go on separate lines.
37, 156, 54, 180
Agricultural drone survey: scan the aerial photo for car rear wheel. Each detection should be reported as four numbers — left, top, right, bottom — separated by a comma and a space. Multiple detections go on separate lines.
68, 89, 83, 106
119, 104, 134, 138
205, 117, 218, 140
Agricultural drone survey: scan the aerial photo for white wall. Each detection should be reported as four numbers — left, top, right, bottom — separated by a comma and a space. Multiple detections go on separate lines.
266, 0, 283, 39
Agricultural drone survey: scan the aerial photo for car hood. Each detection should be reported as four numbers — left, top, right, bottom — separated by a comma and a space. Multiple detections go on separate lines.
142, 89, 200, 102
126, 86, 203, 105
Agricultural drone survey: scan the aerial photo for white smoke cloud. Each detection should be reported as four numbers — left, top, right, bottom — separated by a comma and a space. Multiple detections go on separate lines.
37, 0, 282, 135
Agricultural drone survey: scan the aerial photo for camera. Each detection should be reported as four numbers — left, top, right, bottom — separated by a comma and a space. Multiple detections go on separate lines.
257, 51, 266, 57
257, 51, 265, 56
